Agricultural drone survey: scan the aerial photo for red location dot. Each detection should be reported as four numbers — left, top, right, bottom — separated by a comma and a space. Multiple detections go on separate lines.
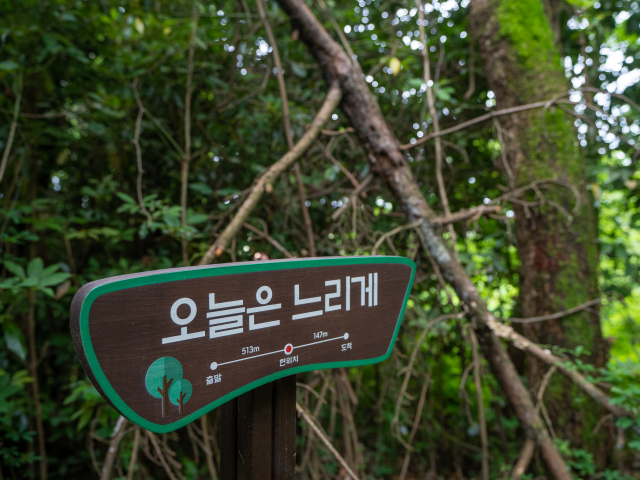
284, 343, 293, 355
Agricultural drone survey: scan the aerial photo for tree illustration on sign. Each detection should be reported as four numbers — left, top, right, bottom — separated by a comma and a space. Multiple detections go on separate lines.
145, 357, 183, 417
169, 379, 193, 414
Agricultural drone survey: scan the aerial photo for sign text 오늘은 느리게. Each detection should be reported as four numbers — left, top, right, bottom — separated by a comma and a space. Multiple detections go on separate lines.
70, 257, 415, 432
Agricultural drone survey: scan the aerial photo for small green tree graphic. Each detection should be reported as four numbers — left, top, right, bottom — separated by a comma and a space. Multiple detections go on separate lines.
145, 357, 183, 417
169, 379, 193, 414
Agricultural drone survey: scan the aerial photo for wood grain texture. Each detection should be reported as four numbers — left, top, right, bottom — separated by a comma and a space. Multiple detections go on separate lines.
70, 258, 413, 431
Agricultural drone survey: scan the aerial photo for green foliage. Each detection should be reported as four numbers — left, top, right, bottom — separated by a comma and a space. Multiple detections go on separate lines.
0, 0, 638, 478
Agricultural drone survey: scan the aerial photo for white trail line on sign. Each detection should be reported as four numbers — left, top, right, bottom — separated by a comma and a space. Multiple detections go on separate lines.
209, 333, 349, 371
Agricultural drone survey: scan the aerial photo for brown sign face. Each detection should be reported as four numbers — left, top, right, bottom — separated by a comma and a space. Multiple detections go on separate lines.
70, 257, 414, 432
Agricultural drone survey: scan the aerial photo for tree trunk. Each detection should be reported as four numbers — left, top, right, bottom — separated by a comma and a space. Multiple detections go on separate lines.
470, 0, 611, 464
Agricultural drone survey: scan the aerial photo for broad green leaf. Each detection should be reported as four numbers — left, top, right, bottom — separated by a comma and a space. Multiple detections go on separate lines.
4, 322, 26, 361
189, 182, 213, 196
42, 264, 60, 277
0, 278, 20, 289
615, 416, 634, 429
217, 188, 239, 197
116, 192, 136, 204
27, 257, 44, 278
39, 272, 71, 287
18, 277, 39, 288
0, 60, 19, 71
37, 287, 55, 298
187, 213, 209, 225
4, 261, 25, 278
80, 186, 98, 197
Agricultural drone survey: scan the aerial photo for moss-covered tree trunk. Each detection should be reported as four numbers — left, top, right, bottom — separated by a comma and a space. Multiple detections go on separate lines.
470, 0, 612, 465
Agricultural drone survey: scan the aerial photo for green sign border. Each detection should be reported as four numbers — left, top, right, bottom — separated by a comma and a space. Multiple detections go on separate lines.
77, 256, 415, 433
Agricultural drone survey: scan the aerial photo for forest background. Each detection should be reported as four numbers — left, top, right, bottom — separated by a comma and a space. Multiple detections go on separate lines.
1, 0, 640, 479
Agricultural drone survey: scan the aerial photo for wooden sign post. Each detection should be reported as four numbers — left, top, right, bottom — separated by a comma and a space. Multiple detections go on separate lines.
70, 257, 415, 477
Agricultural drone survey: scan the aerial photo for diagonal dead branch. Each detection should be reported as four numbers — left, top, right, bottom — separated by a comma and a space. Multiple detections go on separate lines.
243, 222, 294, 258
296, 402, 360, 480
100, 416, 128, 480
487, 316, 634, 419
398, 367, 432, 480
147, 431, 181, 480
199, 84, 341, 264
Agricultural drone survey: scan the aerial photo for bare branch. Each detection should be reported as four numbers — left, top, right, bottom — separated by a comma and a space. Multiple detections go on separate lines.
200, 414, 219, 480
463, 25, 475, 100
324, 149, 362, 192
511, 438, 535, 479
131, 78, 153, 227
125, 426, 141, 480
392, 314, 463, 437
330, 174, 373, 221
493, 118, 515, 189
199, 85, 342, 264
401, 85, 640, 151
401, 100, 551, 150
509, 298, 602, 324
0, 75, 21, 184
470, 329, 489, 480
296, 402, 360, 480
181, 6, 199, 266
535, 366, 558, 440
416, 0, 456, 249
147, 431, 181, 480
243, 222, 294, 258
398, 367, 432, 480
372, 221, 422, 256
431, 205, 500, 225
493, 178, 581, 214
321, 127, 355, 136
100, 416, 128, 480
315, 0, 360, 71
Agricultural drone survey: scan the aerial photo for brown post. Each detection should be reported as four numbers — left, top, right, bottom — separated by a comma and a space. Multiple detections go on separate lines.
220, 376, 296, 480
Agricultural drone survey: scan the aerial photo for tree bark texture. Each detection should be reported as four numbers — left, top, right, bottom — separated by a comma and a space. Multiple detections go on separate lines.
275, 1, 571, 478
470, 0, 610, 463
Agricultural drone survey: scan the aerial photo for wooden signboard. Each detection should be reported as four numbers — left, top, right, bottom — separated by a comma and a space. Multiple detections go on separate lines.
70, 257, 415, 433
